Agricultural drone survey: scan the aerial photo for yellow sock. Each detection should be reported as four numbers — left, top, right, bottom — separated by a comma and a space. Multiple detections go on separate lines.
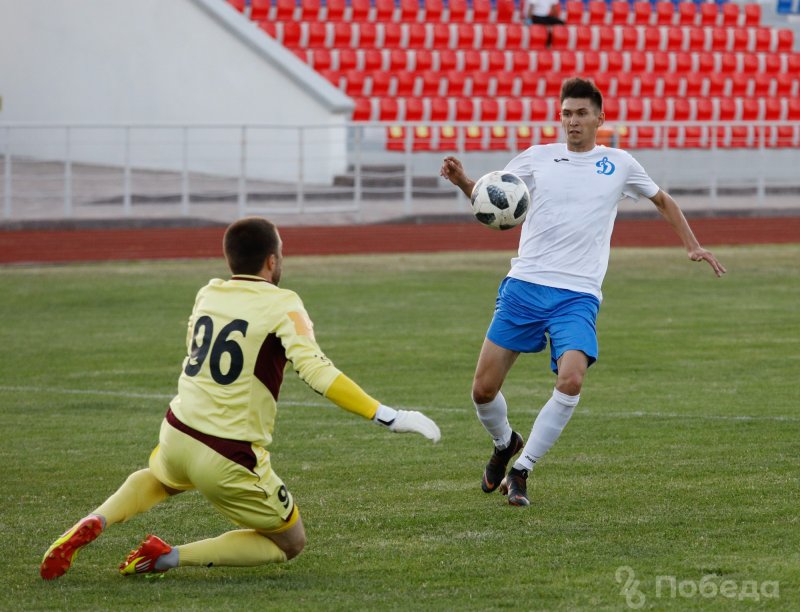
93, 469, 170, 525
177, 530, 287, 567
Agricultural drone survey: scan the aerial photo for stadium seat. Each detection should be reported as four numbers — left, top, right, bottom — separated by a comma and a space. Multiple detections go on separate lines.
515, 125, 534, 150
699, 3, 717, 26
678, 3, 696, 26
386, 126, 406, 151
310, 49, 332, 71
424, 0, 444, 22
776, 29, 793, 52
488, 126, 510, 151
352, 98, 373, 122
651, 51, 669, 73
648, 97, 667, 121
721, 3, 739, 26
472, 0, 492, 22
624, 97, 644, 120
250, 0, 269, 21
656, 2, 675, 25
581, 50, 601, 73
707, 73, 727, 96
710, 27, 728, 51
400, 0, 419, 22
565, 1, 584, 24
718, 52, 736, 73
614, 72, 634, 97
743, 4, 761, 26
448, 0, 468, 22
438, 49, 458, 70
572, 25, 592, 50
730, 29, 749, 52
683, 72, 704, 96
550, 26, 570, 50
603, 97, 620, 120
462, 49, 481, 71
543, 72, 563, 96
504, 98, 524, 121
643, 26, 662, 51
479, 98, 501, 121
538, 125, 560, 145
326, 0, 346, 20
361, 49, 382, 71
279, 21, 301, 47
588, 1, 607, 25
346, 70, 367, 95
619, 26, 639, 50
274, 0, 296, 20
333, 22, 354, 47
374, 0, 395, 22
464, 126, 485, 150
627, 51, 647, 72
740, 53, 758, 73
774, 73, 797, 96
367, 71, 390, 96
603, 50, 623, 72
348, 0, 369, 20
687, 27, 706, 51
481, 24, 500, 49
753, 73, 773, 97
404, 97, 425, 121
307, 22, 328, 47
730, 73, 749, 96
694, 97, 713, 121
469, 71, 490, 96
415, 70, 437, 96
454, 98, 475, 121
456, 23, 477, 49
596, 25, 615, 50
443, 70, 467, 95
558, 50, 578, 73
429, 97, 450, 121
512, 50, 531, 71
413, 126, 433, 151
762, 53, 781, 74
496, 0, 516, 23
717, 98, 737, 121
610, 1, 629, 25
637, 73, 657, 96
436, 125, 458, 150
528, 98, 551, 121
592, 72, 612, 96
496, 71, 516, 96
754, 28, 772, 52
536, 50, 555, 72
696, 52, 714, 73
383, 23, 402, 46
520, 71, 539, 95
666, 26, 684, 51
633, 2, 651, 25
227, 0, 246, 13
762, 98, 782, 120
393, 71, 414, 96
355, 22, 377, 46
528, 25, 548, 49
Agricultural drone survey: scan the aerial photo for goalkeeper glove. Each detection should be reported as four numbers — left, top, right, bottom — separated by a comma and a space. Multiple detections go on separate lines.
373, 404, 441, 443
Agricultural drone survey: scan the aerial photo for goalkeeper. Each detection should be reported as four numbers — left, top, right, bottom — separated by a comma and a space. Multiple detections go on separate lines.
40, 217, 440, 580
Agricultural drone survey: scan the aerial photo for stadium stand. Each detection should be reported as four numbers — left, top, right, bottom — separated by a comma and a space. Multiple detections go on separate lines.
241, 0, 800, 151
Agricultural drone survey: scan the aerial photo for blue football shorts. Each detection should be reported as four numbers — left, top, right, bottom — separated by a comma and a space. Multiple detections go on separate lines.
486, 277, 601, 373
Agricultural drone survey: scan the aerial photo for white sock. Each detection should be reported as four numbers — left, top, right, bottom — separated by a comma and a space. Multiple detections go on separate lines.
474, 391, 513, 449
513, 388, 580, 471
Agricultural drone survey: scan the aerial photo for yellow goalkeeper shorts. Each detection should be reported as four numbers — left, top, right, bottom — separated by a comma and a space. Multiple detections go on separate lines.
148, 412, 299, 534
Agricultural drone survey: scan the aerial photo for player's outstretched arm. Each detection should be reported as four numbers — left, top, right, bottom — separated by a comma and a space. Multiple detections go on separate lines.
649, 190, 727, 277
324, 373, 441, 443
440, 156, 475, 199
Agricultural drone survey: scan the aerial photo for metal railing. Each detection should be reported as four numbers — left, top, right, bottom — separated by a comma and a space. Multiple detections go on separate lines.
2, 121, 799, 224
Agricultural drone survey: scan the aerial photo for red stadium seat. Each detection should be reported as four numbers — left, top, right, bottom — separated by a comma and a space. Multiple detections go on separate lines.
776, 29, 793, 52
762, 53, 781, 74
431, 23, 451, 48
436, 125, 459, 150
574, 26, 593, 50
637, 73, 657, 96
454, 98, 475, 121
400, 0, 419, 21
374, 0, 396, 22
695, 97, 713, 120
394, 71, 414, 96
353, 98, 372, 121
520, 72, 539, 95
744, 4, 761, 26
627, 51, 647, 72
250, 0, 270, 20
307, 22, 328, 47
383, 23, 402, 46
430, 97, 450, 121
310, 49, 332, 70
610, 1, 629, 25
413, 126, 433, 151
687, 27, 706, 51
274, 0, 296, 20
633, 2, 651, 25
464, 126, 485, 150
740, 53, 758, 74
603, 97, 620, 120
404, 97, 425, 121
666, 26, 684, 51
368, 71, 393, 96
420, 70, 442, 96
721, 3, 739, 26
619, 26, 639, 50
515, 125, 534, 150
512, 50, 531, 71
438, 49, 458, 70
536, 50, 555, 71
456, 23, 477, 49
624, 97, 644, 120
488, 125, 510, 151
528, 24, 549, 48
543, 72, 563, 96
379, 98, 399, 121
412, 49, 433, 70
707, 73, 727, 96
496, 0, 516, 23
481, 24, 500, 49
462, 49, 482, 71
753, 73, 773, 97
407, 23, 426, 47
424, 0, 444, 22
699, 4, 717, 26
774, 73, 797, 96
656, 2, 674, 25
472, 0, 492, 22
487, 49, 506, 71
565, 1, 584, 24
684, 72, 704, 97
363, 49, 383, 71
326, 0, 346, 20
538, 125, 560, 145
504, 98, 524, 121
302, 0, 321, 20
345, 70, 367, 95
696, 52, 714, 73
678, 3, 696, 26
388, 49, 408, 70
604, 50, 623, 72
448, 0, 468, 22
730, 73, 749, 96
497, 71, 516, 96
470, 71, 490, 96
643, 26, 662, 51
558, 50, 578, 73
588, 1, 607, 25
674, 51, 692, 72
333, 22, 353, 47
355, 22, 377, 46
730, 28, 749, 52
762, 98, 783, 120
443, 69, 467, 95
651, 51, 669, 73
710, 27, 728, 51
754, 28, 772, 52
614, 72, 634, 97
550, 26, 570, 50
718, 52, 736, 73
581, 50, 601, 73
648, 97, 668, 121
350, 0, 370, 20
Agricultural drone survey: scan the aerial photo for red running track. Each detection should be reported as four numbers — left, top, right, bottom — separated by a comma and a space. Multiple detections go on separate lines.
1, 217, 799, 264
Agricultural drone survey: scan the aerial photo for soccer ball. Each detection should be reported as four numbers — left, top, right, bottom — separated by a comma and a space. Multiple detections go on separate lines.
470, 171, 530, 230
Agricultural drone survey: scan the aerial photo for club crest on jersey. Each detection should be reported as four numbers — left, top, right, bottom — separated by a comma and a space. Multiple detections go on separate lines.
595, 156, 615, 175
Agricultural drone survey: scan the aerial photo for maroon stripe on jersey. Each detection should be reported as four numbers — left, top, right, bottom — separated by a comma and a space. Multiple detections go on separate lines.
166, 408, 257, 473
254, 333, 286, 401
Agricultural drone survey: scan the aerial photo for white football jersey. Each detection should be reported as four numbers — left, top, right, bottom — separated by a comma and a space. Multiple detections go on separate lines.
504, 143, 659, 300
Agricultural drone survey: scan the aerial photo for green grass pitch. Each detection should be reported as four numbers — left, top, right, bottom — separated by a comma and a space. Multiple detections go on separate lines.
1, 245, 798, 610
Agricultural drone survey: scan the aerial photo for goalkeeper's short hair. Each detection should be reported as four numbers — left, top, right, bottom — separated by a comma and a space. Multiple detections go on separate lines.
224, 217, 280, 275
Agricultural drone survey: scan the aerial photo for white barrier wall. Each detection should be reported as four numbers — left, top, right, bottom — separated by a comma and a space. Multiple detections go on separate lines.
0, 0, 352, 182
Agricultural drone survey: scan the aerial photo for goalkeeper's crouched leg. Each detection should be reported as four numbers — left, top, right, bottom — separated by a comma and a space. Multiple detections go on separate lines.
177, 525, 305, 567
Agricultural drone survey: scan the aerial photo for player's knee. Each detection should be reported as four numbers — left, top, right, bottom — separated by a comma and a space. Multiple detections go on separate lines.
472, 380, 499, 405
556, 372, 583, 397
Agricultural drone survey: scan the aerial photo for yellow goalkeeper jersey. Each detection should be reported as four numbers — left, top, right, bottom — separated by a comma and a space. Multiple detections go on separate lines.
169, 275, 344, 448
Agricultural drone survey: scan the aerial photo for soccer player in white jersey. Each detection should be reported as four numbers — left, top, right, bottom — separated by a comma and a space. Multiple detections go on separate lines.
40, 217, 441, 580
440, 77, 726, 506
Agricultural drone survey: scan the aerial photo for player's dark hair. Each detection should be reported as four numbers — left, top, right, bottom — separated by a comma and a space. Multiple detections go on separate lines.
560, 77, 603, 112
223, 217, 280, 275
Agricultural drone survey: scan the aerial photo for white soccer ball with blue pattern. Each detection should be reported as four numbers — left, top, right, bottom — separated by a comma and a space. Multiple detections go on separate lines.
470, 171, 530, 231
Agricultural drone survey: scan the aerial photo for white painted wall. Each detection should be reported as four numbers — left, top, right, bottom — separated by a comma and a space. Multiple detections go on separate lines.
0, 0, 353, 182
